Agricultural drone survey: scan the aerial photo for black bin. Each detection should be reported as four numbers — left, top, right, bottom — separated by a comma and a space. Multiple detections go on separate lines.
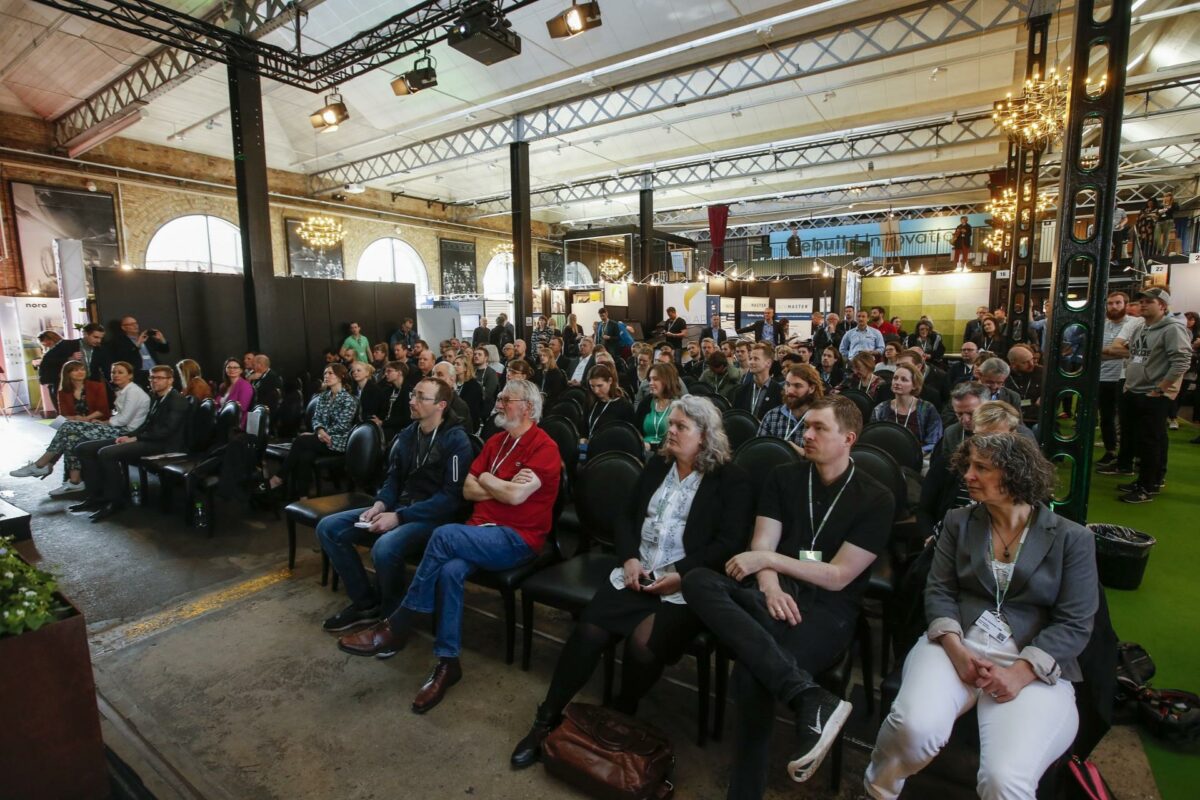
1089, 524, 1156, 591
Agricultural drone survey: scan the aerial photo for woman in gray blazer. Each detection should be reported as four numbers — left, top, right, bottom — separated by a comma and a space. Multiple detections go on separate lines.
865, 433, 1098, 800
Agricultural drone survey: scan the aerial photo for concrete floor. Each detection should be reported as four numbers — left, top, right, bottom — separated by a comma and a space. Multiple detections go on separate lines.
2, 414, 1160, 800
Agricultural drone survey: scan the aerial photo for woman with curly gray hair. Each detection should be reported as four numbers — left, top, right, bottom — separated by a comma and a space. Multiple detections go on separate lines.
865, 433, 1099, 800
511, 395, 753, 769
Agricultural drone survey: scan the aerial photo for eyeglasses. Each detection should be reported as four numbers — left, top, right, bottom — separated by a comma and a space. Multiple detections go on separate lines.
150, 375, 172, 381
410, 392, 439, 403
496, 396, 525, 405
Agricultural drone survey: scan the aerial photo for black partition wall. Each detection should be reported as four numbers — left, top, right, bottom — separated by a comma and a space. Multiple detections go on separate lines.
93, 268, 416, 386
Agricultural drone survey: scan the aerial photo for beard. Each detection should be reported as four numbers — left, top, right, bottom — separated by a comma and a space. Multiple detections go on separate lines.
1105, 307, 1125, 321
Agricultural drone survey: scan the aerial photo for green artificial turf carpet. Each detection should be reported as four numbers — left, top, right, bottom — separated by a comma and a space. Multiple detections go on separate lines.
1086, 423, 1200, 800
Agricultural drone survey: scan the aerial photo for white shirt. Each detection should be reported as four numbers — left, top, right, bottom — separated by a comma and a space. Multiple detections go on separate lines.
110, 382, 151, 430
608, 463, 700, 604
571, 356, 591, 383
1100, 316, 1129, 383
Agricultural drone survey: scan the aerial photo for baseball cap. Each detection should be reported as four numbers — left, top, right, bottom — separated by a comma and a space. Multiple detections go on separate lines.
1133, 287, 1170, 304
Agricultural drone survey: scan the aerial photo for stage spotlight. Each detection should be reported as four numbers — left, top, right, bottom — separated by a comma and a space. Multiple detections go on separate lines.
310, 91, 348, 132
547, 2, 602, 39
392, 54, 439, 95
449, 2, 521, 65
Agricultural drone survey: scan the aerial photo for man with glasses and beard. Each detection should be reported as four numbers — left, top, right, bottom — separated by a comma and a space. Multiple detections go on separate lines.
758, 364, 824, 451
337, 380, 561, 713
317, 377, 472, 633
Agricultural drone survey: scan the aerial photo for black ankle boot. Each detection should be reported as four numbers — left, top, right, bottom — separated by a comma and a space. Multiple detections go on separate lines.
510, 705, 560, 769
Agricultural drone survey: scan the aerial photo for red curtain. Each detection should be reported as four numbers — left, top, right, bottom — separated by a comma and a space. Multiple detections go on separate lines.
708, 204, 730, 274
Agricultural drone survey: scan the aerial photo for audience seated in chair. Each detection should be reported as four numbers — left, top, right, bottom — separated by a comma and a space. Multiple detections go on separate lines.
870, 363, 943, 454
337, 379, 560, 714
176, 358, 212, 400
681, 396, 895, 796
71, 365, 189, 522
10, 361, 149, 497
317, 377, 473, 632
865, 434, 1098, 800
757, 363, 823, 451
214, 357, 254, 429
269, 363, 358, 498
581, 364, 634, 444
349, 362, 384, 423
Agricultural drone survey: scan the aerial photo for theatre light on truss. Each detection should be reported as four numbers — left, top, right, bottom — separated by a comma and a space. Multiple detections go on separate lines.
392, 53, 439, 96
547, 2, 602, 38
297, 215, 346, 250
992, 67, 1069, 149
598, 257, 627, 281
310, 91, 349, 132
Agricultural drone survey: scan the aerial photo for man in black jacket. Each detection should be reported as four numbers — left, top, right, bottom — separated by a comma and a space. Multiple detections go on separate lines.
106, 315, 170, 387
73, 365, 189, 522
251, 354, 283, 415
734, 343, 783, 418
701, 313, 728, 346
40, 323, 110, 392
737, 307, 787, 345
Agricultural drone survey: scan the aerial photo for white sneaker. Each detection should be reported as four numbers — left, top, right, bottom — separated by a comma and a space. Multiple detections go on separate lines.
9, 462, 52, 478
1168, 419, 1179, 430
48, 481, 86, 497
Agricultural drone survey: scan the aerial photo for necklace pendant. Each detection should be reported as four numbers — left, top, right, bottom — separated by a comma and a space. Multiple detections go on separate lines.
1003, 547, 1010, 559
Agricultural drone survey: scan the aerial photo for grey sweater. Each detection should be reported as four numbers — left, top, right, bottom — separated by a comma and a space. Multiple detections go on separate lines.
1124, 314, 1192, 394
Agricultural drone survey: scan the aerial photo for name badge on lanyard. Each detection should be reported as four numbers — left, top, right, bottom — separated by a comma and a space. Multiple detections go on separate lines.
797, 550, 823, 562
976, 609, 1012, 643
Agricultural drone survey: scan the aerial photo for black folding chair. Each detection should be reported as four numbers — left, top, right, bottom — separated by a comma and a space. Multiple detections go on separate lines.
721, 408, 760, 452
586, 420, 643, 461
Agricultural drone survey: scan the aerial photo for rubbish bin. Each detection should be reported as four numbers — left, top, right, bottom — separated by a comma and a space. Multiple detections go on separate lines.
1089, 524, 1156, 591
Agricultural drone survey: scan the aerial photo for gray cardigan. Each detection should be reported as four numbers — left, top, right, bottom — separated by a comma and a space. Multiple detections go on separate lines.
926, 502, 1098, 683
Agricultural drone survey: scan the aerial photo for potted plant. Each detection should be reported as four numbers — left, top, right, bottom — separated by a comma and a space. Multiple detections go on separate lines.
0, 537, 109, 799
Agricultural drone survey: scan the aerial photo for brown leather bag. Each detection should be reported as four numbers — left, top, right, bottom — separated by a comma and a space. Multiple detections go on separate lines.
541, 703, 675, 800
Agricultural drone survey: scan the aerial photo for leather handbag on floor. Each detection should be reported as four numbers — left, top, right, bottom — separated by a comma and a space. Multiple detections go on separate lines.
541, 703, 675, 800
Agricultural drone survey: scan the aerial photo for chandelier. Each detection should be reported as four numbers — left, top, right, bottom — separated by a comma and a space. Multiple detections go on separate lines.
598, 257, 627, 282
982, 228, 1007, 254
491, 242, 514, 262
296, 215, 345, 250
986, 187, 1055, 225
992, 67, 1069, 149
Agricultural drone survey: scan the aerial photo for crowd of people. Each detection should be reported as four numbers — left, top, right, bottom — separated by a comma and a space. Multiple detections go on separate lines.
8, 289, 1198, 799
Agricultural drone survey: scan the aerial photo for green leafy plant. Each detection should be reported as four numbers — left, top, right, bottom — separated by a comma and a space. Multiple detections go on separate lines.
0, 537, 67, 636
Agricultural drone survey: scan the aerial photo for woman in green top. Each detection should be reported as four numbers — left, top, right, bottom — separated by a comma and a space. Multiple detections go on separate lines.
635, 362, 685, 452
341, 321, 370, 363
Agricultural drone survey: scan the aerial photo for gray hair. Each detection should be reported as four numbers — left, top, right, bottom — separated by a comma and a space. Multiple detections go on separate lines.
973, 401, 1021, 433
978, 357, 1011, 378
951, 381, 988, 403
664, 395, 732, 473
501, 378, 543, 421
483, 344, 501, 364
951, 432, 1055, 505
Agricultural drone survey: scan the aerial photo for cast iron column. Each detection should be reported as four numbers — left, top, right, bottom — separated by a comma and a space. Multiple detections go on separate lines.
226, 47, 271, 351
638, 185, 654, 281
1040, 0, 1131, 523
1004, 12, 1051, 345
510, 138, 532, 338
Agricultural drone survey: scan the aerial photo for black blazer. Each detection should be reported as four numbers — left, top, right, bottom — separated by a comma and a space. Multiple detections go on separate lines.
105, 333, 169, 374
536, 367, 568, 402
734, 377, 782, 418
457, 379, 484, 433
736, 319, 786, 343
252, 370, 283, 412
41, 339, 110, 389
700, 326, 728, 346
354, 380, 385, 423
922, 365, 951, 409
380, 384, 412, 442
615, 459, 753, 576
131, 389, 190, 452
489, 323, 515, 350
583, 396, 634, 437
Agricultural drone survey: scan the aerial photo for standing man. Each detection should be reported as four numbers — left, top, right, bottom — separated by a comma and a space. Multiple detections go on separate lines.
735, 343, 783, 419
738, 306, 786, 345
951, 215, 972, 270
107, 315, 169, 387
390, 317, 418, 351
1110, 288, 1191, 504
34, 330, 63, 410
1096, 291, 1131, 465
1111, 204, 1129, 261
836, 306, 856, 335
337, 380, 561, 712
948, 341, 979, 387
662, 306, 688, 363
317, 377, 473, 631
40, 323, 109, 389
472, 317, 491, 348
839, 311, 885, 361
342, 322, 370, 363
785, 224, 802, 257
530, 316, 555, 353
594, 307, 622, 358
682, 396, 893, 794
701, 313, 728, 347
490, 313, 516, 351
868, 306, 897, 337
758, 364, 822, 451
73, 365, 188, 522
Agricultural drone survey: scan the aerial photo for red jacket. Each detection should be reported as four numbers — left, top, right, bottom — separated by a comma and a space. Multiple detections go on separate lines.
57, 380, 111, 419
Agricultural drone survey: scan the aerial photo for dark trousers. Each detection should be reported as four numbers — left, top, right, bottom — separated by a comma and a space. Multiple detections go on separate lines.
281, 433, 335, 494
76, 438, 164, 503
681, 568, 855, 800
1130, 392, 1171, 488
1097, 380, 1123, 454
1116, 390, 1138, 470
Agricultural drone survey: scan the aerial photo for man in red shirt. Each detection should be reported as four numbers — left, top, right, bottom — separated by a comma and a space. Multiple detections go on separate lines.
868, 306, 898, 337
338, 379, 561, 712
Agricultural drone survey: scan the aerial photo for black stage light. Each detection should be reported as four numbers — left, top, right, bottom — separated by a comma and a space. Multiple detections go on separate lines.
310, 91, 349, 132
448, 1, 522, 65
547, 2, 602, 39
392, 54, 439, 95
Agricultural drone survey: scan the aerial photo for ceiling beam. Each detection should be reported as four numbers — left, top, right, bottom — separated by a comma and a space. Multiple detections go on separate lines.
309, 0, 1030, 193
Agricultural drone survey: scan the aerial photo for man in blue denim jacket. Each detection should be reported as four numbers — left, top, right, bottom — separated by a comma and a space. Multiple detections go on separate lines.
316, 377, 473, 631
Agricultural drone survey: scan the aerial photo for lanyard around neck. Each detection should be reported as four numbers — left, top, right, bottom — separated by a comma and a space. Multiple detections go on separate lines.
808, 460, 855, 550
490, 433, 522, 474
987, 518, 1032, 613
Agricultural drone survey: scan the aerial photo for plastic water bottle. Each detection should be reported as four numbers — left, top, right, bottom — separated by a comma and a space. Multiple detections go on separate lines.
194, 501, 207, 529
130, 481, 141, 506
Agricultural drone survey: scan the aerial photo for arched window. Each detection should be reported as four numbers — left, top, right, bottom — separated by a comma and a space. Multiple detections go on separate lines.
564, 261, 593, 286
482, 252, 514, 324
357, 237, 430, 300
145, 215, 243, 273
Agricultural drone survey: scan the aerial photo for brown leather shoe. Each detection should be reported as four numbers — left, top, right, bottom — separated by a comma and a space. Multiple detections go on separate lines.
337, 620, 407, 659
411, 659, 462, 714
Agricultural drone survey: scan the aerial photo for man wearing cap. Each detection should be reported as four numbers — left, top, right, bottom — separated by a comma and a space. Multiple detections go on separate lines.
1105, 288, 1191, 504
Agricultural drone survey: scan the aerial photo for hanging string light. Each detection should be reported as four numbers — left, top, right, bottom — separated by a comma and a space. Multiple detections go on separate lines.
296, 215, 346, 250
992, 66, 1070, 150
986, 187, 1055, 225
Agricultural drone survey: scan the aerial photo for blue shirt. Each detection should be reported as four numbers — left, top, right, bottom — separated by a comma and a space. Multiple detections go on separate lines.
130, 335, 155, 371
839, 326, 885, 360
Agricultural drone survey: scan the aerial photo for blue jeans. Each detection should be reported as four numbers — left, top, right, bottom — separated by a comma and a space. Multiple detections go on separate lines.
315, 508, 438, 614
394, 523, 533, 658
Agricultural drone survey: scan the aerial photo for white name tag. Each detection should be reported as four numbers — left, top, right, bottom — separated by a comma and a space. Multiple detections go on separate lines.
798, 550, 823, 562
1020, 398, 1033, 407
976, 610, 1012, 643
1131, 355, 1146, 364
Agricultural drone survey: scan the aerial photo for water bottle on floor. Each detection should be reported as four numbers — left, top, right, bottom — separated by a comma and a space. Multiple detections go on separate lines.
194, 500, 207, 529
130, 481, 141, 506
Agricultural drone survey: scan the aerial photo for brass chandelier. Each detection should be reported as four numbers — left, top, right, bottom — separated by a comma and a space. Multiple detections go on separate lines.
992, 67, 1069, 149
986, 187, 1055, 225
296, 215, 346, 250
598, 257, 627, 281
